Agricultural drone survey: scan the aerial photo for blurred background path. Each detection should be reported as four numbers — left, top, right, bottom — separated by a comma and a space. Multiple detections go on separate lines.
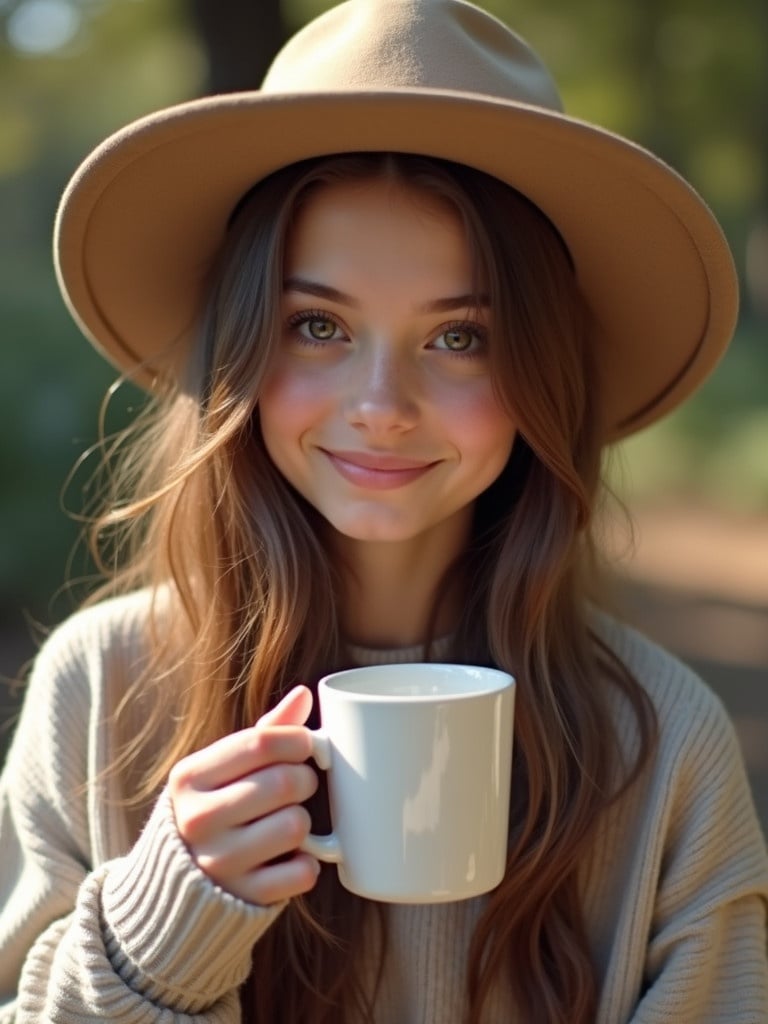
610, 504, 768, 831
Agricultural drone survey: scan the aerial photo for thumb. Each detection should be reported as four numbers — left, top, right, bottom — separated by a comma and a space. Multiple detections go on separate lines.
258, 684, 314, 728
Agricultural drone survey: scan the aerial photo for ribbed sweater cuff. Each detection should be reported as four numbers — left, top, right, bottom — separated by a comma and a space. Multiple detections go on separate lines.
100, 788, 284, 1012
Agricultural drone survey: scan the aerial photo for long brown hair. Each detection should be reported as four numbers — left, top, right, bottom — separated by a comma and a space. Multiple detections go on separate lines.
88, 153, 656, 1023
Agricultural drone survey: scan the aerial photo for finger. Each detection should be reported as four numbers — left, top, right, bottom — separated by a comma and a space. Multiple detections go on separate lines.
171, 721, 313, 793
196, 805, 313, 881
232, 853, 321, 906
187, 762, 319, 836
221, 762, 319, 824
171, 686, 314, 791
258, 685, 314, 728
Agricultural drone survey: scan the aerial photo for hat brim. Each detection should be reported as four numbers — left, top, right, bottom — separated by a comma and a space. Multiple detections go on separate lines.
54, 89, 738, 439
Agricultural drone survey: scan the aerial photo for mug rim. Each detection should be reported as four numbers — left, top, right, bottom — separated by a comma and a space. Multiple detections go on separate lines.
318, 663, 515, 702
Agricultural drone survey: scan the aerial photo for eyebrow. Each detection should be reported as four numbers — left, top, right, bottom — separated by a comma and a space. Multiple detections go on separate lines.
283, 276, 489, 314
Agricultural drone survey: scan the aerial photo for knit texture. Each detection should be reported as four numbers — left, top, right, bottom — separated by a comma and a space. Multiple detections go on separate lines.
1, 589, 766, 1022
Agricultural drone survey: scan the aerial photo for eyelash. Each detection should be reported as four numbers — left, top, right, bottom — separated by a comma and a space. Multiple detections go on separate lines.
285, 310, 488, 358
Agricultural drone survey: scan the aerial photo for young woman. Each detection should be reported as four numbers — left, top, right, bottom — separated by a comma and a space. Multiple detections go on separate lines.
2, 2, 766, 1022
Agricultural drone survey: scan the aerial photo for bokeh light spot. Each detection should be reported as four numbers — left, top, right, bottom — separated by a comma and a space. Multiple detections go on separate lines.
7, 0, 81, 55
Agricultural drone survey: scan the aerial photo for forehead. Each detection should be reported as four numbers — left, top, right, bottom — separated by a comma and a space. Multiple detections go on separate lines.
284, 177, 475, 287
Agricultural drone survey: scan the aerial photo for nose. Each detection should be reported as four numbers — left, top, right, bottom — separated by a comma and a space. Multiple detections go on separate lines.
344, 343, 420, 435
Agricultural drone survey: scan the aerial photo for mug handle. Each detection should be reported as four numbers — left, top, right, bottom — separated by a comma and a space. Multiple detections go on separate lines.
299, 728, 342, 864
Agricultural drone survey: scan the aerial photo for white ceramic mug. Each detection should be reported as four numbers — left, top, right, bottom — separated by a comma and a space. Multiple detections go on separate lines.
300, 663, 515, 903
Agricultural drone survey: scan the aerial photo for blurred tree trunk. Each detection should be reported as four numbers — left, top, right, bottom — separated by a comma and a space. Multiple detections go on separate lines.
623, 0, 675, 167
188, 0, 287, 95
745, 0, 768, 316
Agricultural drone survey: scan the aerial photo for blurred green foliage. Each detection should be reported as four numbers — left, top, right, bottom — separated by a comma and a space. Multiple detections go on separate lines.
0, 0, 766, 645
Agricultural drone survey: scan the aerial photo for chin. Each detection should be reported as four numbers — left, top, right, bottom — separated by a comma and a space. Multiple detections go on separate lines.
326, 513, 424, 545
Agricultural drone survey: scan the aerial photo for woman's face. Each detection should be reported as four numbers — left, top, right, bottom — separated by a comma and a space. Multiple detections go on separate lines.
259, 177, 517, 548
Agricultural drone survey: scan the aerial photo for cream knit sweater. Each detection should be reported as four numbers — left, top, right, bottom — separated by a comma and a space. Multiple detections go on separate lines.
1, 589, 766, 1022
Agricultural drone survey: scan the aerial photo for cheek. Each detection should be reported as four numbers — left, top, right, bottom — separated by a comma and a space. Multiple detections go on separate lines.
259, 360, 330, 440
437, 377, 516, 460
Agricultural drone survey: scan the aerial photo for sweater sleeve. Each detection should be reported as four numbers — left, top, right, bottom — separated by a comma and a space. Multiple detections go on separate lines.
0, 604, 285, 1023
629, 687, 768, 1023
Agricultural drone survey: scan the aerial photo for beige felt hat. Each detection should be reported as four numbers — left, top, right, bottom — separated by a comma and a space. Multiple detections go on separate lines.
54, 0, 738, 438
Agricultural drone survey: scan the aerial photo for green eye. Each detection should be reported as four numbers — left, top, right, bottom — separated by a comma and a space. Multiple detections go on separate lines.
443, 328, 474, 351
307, 318, 337, 340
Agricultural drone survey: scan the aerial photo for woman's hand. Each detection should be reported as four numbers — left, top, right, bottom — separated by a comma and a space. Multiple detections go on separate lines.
169, 685, 320, 905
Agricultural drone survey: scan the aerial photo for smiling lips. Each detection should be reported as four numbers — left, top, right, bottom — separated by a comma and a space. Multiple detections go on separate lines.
321, 449, 439, 490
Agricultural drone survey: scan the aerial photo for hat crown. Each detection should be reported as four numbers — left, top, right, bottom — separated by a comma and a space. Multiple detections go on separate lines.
262, 0, 563, 112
